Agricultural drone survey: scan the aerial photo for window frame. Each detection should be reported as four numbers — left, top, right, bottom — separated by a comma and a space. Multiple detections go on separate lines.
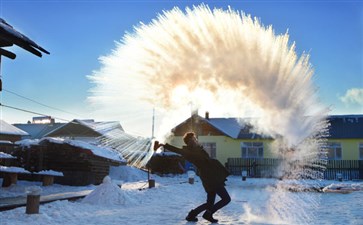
241, 142, 264, 159
326, 142, 342, 160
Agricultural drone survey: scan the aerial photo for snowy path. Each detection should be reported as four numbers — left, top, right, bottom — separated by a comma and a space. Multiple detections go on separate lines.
1, 176, 362, 225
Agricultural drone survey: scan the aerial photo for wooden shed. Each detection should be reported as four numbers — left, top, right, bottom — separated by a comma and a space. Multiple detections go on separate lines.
14, 138, 126, 186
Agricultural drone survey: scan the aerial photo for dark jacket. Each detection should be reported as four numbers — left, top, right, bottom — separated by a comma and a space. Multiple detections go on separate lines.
164, 143, 230, 192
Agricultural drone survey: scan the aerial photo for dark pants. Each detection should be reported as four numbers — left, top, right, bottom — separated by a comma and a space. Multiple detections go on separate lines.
193, 186, 231, 215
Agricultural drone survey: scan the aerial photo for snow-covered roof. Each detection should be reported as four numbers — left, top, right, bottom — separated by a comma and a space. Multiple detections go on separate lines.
0, 120, 29, 136
17, 137, 126, 163
73, 119, 124, 135
203, 115, 363, 140
53, 138, 125, 163
328, 115, 363, 139
205, 118, 244, 138
15, 139, 40, 147
44, 119, 124, 138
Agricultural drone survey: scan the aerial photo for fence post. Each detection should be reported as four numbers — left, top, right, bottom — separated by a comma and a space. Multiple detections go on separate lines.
241, 170, 247, 181
25, 186, 42, 214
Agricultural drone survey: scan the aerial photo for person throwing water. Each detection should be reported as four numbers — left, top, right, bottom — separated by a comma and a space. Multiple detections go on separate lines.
154, 132, 231, 223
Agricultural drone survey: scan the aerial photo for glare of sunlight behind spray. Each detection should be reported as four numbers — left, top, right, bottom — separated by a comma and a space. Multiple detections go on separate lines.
88, 5, 330, 224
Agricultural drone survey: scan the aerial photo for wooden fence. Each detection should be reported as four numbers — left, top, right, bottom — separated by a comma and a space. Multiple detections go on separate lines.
226, 158, 363, 180
324, 160, 362, 180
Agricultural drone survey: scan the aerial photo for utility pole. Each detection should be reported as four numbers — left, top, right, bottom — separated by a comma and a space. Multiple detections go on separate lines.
0, 55, 2, 92
151, 108, 155, 138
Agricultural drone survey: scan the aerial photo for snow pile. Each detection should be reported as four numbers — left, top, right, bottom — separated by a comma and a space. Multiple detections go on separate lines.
82, 176, 134, 205
323, 182, 363, 192
109, 165, 147, 182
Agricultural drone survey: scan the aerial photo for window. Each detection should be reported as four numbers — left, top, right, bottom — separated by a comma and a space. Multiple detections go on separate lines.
359, 143, 363, 160
201, 142, 216, 159
326, 142, 342, 160
241, 142, 263, 158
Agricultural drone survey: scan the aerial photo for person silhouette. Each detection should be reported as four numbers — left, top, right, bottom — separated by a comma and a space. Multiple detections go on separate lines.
154, 132, 231, 223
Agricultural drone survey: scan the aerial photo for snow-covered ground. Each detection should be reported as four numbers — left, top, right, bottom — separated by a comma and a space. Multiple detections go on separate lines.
1, 166, 362, 225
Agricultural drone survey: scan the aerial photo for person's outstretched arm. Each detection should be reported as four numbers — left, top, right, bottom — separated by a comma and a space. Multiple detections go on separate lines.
153, 141, 184, 155
163, 143, 184, 154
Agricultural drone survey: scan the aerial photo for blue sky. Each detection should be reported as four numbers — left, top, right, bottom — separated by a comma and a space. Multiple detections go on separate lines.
0, 1, 362, 133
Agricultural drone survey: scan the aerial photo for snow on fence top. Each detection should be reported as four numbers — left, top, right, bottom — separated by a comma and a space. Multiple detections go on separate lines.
0, 152, 16, 159
0, 166, 31, 174
0, 166, 63, 177
36, 170, 64, 177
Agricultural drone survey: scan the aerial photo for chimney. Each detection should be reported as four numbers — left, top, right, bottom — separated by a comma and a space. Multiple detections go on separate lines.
205, 111, 209, 120
191, 108, 198, 117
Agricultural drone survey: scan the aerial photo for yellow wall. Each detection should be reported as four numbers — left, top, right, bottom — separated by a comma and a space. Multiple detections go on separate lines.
172, 135, 277, 165
168, 136, 363, 164
199, 136, 239, 164
328, 139, 362, 160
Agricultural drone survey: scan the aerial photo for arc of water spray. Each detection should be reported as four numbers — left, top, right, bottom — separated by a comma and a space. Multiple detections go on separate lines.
89, 5, 331, 224
97, 128, 155, 168
89, 4, 329, 148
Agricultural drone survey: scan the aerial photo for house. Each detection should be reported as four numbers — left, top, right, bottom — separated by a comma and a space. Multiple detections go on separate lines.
167, 112, 272, 165
166, 112, 363, 179
13, 118, 123, 142
326, 115, 363, 160
168, 112, 363, 162
0, 119, 29, 142
44, 119, 124, 143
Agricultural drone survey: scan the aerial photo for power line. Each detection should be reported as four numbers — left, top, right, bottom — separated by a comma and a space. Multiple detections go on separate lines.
0, 103, 72, 122
0, 102, 154, 138
2, 88, 83, 117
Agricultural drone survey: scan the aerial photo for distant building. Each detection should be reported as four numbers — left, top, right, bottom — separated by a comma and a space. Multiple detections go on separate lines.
14, 118, 124, 142
164, 112, 363, 179
45, 119, 124, 143
32, 116, 55, 124
326, 115, 363, 160
15, 137, 126, 186
168, 112, 363, 164
11, 118, 126, 186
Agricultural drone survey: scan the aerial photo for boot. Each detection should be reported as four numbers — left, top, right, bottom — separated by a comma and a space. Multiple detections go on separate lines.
185, 209, 198, 222
202, 210, 218, 223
